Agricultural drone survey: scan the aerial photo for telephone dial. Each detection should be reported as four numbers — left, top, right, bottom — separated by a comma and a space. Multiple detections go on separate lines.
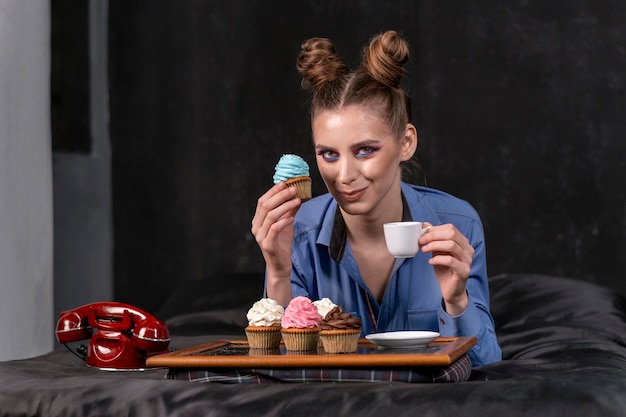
55, 302, 170, 370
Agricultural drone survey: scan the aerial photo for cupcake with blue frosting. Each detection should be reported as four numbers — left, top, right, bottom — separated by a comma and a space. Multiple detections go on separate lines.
273, 154, 312, 201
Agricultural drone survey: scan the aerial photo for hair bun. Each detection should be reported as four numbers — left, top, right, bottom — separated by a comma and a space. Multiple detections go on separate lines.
297, 37, 349, 90
362, 30, 409, 88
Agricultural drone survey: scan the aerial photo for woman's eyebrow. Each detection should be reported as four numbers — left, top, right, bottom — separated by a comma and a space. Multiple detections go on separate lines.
350, 139, 381, 149
315, 144, 335, 151
316, 139, 381, 150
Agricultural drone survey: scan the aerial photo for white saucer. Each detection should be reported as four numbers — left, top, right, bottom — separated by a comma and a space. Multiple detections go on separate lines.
365, 331, 440, 349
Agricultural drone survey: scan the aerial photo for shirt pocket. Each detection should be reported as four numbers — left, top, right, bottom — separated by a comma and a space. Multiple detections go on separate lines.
407, 309, 439, 331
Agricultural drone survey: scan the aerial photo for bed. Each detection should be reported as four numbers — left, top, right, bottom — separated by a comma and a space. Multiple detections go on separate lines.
2, 272, 626, 417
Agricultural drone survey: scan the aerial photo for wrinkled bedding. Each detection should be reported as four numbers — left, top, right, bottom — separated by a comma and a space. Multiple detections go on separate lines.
1, 273, 626, 417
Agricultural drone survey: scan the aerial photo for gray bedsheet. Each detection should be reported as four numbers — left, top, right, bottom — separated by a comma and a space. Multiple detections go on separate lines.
1, 273, 625, 417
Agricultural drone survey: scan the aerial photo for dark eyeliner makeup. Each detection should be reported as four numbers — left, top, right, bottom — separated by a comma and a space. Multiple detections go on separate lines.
354, 145, 381, 158
316, 148, 339, 162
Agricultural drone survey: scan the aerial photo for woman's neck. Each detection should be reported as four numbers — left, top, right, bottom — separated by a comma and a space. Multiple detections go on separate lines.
341, 188, 404, 243
341, 186, 403, 303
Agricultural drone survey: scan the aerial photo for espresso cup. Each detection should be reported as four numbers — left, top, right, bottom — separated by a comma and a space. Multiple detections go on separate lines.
383, 221, 431, 258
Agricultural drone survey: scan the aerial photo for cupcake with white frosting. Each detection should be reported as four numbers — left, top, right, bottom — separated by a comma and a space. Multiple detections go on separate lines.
245, 298, 284, 349
313, 298, 338, 319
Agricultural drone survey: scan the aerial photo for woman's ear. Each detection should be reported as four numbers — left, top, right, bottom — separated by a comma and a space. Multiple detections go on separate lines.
400, 123, 418, 162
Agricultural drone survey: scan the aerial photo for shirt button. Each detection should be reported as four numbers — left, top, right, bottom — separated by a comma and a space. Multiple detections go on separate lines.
439, 317, 446, 325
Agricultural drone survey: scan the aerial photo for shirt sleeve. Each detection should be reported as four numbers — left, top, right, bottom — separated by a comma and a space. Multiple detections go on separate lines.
436, 218, 502, 366
289, 252, 311, 299
437, 292, 501, 366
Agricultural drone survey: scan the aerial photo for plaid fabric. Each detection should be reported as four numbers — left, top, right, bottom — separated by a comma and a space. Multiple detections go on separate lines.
166, 353, 471, 384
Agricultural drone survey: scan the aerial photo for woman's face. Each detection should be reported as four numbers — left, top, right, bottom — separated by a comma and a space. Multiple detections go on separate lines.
312, 105, 416, 218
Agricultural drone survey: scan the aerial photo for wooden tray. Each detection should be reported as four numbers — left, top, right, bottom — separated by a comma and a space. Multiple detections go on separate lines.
146, 336, 476, 368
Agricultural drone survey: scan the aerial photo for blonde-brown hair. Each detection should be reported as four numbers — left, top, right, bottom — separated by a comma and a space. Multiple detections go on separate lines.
296, 30, 412, 141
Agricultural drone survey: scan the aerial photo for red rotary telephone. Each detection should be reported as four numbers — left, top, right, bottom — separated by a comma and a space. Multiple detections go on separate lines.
55, 302, 170, 370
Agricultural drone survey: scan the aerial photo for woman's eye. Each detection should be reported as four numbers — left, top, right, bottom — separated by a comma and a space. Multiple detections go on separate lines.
318, 150, 339, 162
355, 146, 377, 158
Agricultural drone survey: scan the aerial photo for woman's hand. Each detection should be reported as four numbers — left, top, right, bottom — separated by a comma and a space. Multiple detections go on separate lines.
418, 223, 474, 316
251, 182, 301, 304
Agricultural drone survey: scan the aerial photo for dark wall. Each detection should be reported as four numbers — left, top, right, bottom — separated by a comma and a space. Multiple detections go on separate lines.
109, 1, 626, 311
51, 0, 90, 153
415, 2, 626, 289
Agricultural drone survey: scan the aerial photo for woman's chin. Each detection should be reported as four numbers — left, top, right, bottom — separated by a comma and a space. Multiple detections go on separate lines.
337, 200, 371, 216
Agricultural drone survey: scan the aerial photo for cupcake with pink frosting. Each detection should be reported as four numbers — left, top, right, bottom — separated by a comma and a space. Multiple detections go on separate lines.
281, 296, 322, 351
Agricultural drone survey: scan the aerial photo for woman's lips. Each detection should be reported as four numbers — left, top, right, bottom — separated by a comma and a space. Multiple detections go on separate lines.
338, 187, 367, 202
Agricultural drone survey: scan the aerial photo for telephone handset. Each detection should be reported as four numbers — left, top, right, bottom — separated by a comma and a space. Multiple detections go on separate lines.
55, 302, 170, 370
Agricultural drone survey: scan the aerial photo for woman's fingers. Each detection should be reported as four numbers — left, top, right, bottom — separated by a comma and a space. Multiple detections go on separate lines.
252, 183, 287, 227
419, 223, 474, 277
252, 184, 297, 236
251, 183, 302, 273
420, 224, 472, 256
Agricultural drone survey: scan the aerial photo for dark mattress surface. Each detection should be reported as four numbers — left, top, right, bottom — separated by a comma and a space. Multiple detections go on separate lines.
2, 273, 626, 417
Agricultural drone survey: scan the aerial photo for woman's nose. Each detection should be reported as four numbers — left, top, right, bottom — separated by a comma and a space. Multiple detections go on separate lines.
338, 157, 357, 184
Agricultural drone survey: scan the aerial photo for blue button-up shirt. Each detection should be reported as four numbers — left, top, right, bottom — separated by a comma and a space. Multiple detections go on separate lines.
286, 182, 502, 366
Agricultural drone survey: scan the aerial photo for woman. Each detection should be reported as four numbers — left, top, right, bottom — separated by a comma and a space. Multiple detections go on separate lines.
252, 30, 501, 366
